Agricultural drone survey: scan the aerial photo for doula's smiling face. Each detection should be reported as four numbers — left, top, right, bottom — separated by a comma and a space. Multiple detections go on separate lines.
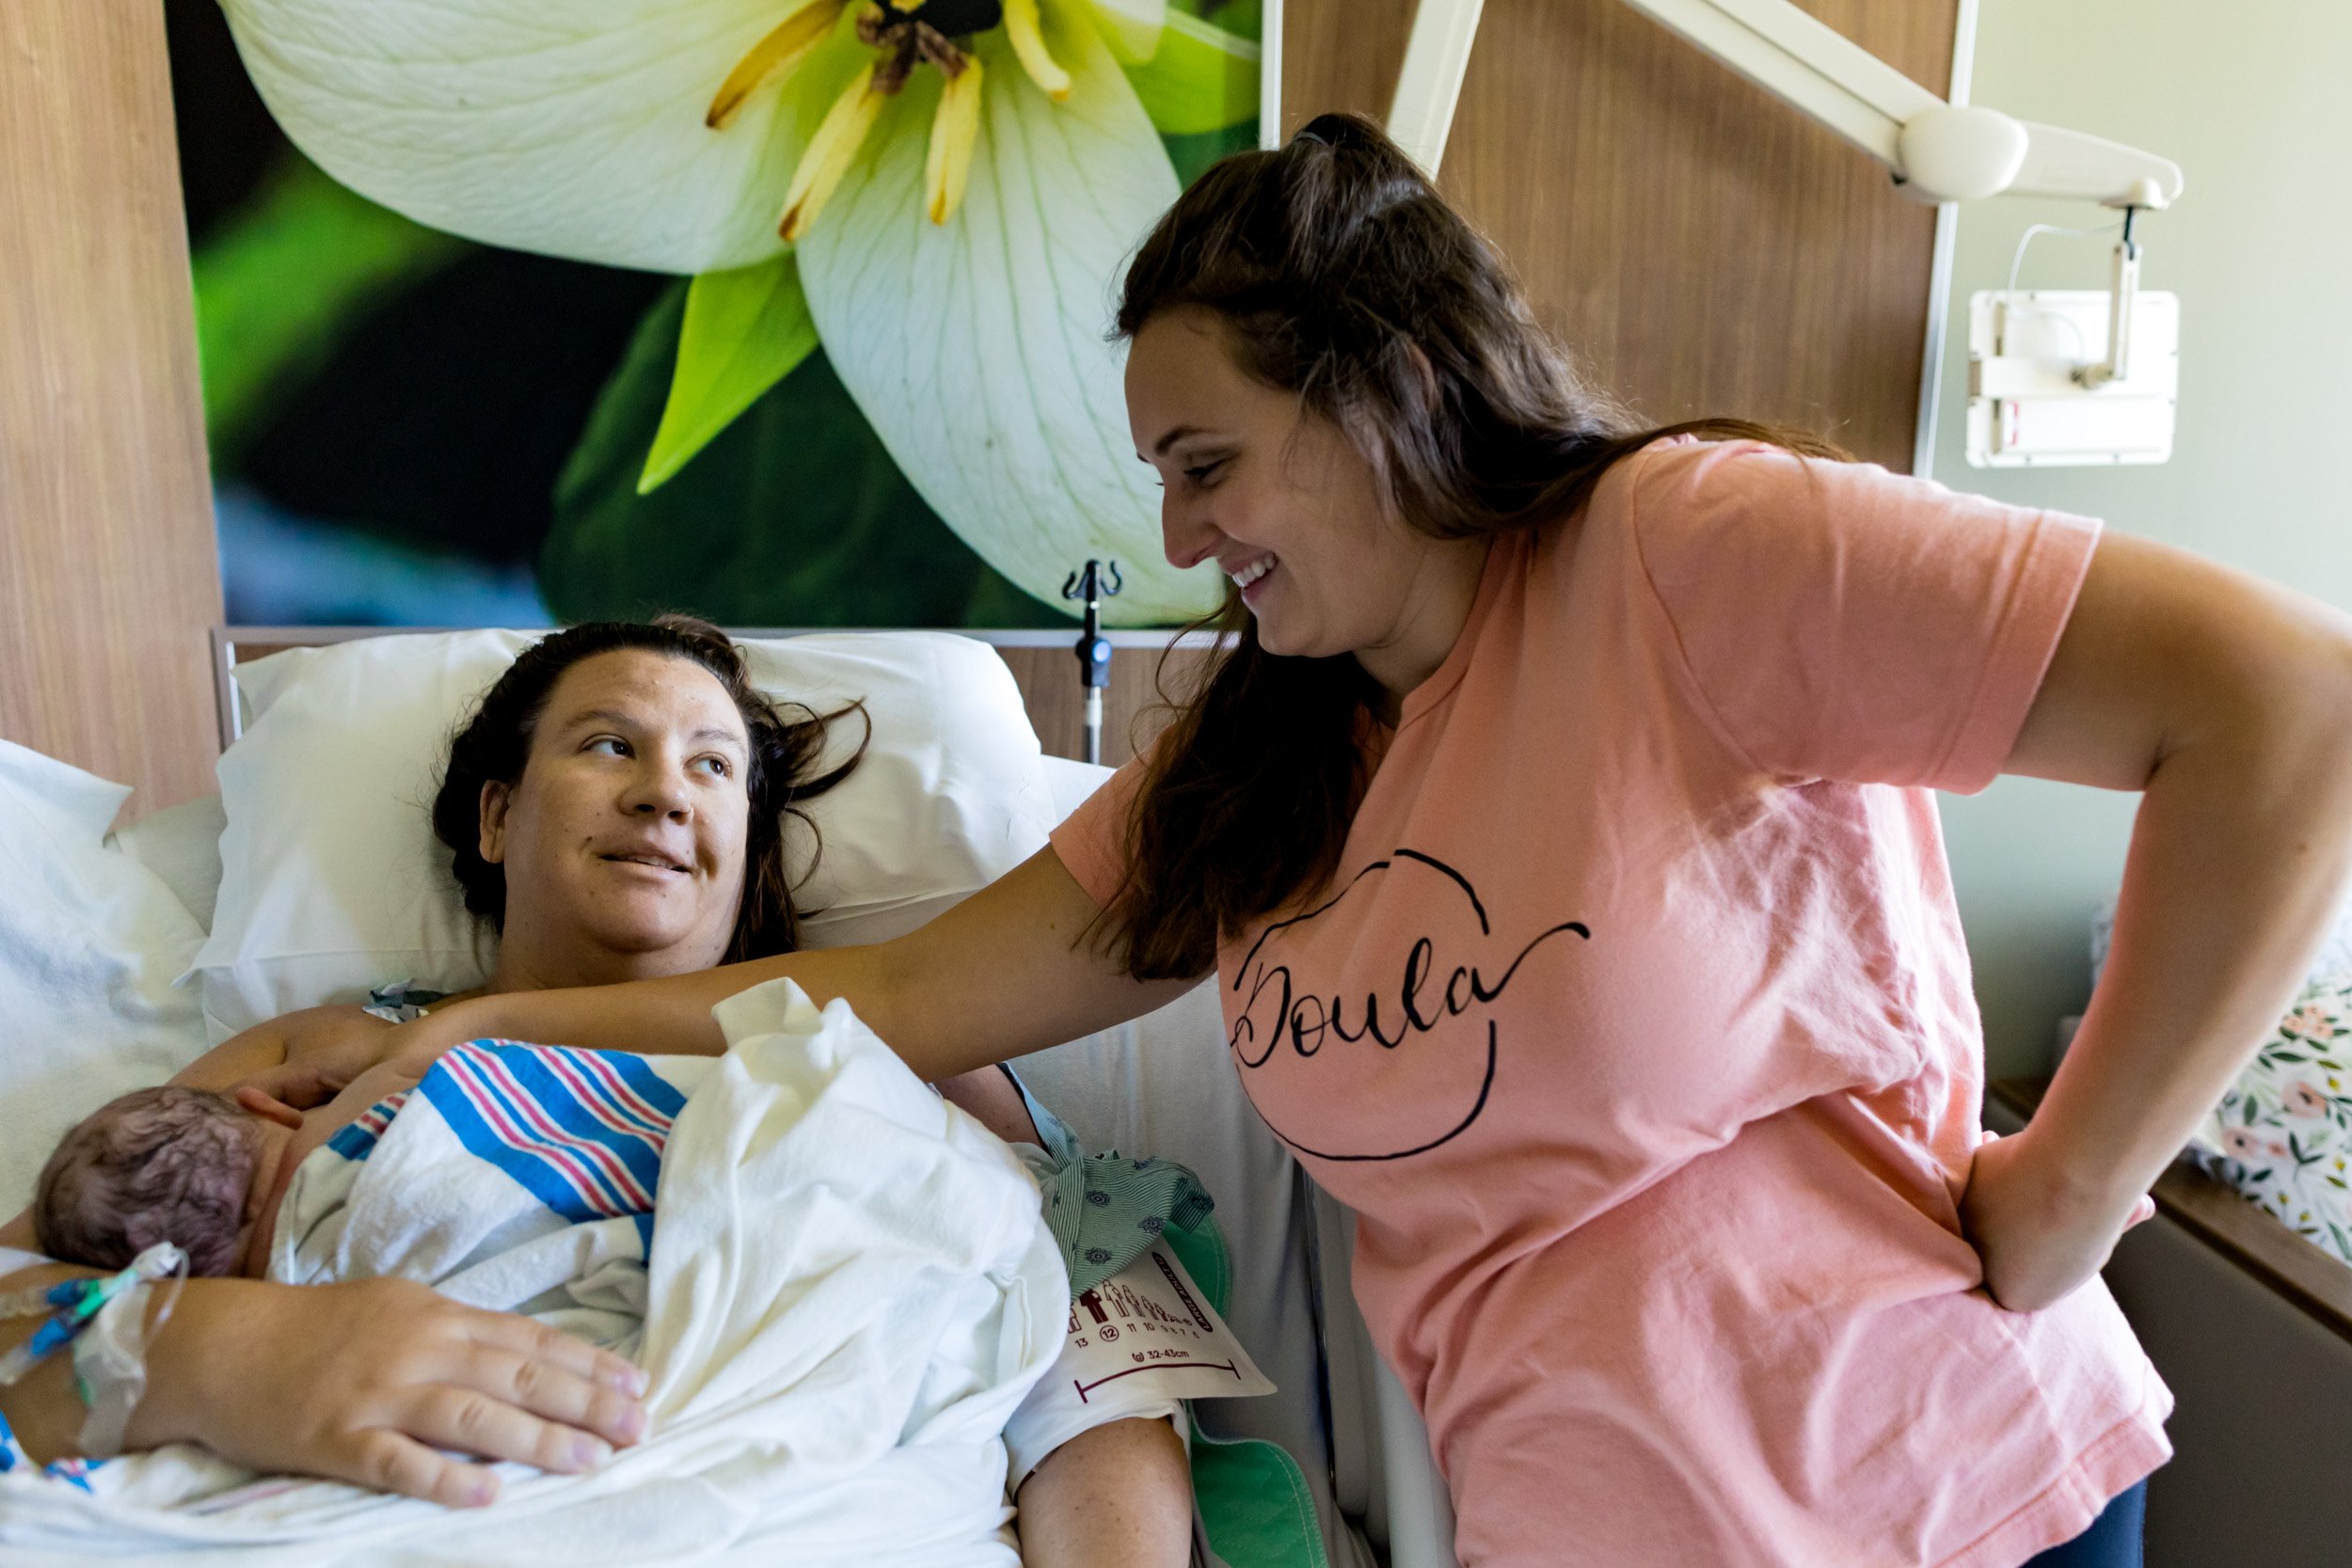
481, 649, 753, 985
1127, 308, 1397, 657
1125, 306, 1483, 699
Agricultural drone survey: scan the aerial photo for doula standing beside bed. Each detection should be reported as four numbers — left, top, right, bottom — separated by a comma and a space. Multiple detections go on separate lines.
41, 116, 2352, 1566
0, 618, 1195, 1566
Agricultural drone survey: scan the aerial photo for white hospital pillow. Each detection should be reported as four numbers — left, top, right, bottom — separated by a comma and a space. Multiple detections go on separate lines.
0, 742, 210, 1212
744, 635, 1055, 947
194, 629, 1055, 1040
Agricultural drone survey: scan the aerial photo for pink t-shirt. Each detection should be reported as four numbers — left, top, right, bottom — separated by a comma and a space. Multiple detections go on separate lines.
1052, 438, 2171, 1567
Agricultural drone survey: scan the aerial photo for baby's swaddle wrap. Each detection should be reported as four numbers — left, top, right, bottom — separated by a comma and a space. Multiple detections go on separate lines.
0, 978, 1066, 1566
271, 1037, 686, 1349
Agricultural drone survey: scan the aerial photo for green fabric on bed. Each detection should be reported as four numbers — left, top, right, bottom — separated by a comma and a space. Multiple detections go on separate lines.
1166, 1218, 1327, 1568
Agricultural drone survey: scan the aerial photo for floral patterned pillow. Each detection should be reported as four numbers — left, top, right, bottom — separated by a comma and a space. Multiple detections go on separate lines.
2194, 977, 2352, 1263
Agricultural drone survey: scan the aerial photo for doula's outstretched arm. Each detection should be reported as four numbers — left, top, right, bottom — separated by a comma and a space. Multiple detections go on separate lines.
246, 847, 1201, 1107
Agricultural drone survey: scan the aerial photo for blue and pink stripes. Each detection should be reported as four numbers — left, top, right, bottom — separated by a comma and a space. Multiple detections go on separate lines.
420, 1043, 686, 1237
315, 1042, 687, 1251
326, 1089, 411, 1163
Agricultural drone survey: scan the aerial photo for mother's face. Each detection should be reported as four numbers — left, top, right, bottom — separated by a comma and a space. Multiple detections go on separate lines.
479, 648, 753, 982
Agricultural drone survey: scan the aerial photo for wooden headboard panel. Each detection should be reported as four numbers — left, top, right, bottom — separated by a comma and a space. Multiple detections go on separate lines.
3, 2, 224, 822
215, 628, 1220, 768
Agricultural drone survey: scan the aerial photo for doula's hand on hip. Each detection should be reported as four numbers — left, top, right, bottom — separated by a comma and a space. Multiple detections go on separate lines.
1960, 1128, 2155, 1313
127, 1275, 650, 1508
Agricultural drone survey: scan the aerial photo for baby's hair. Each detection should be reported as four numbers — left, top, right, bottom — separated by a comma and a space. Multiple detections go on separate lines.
34, 1086, 261, 1276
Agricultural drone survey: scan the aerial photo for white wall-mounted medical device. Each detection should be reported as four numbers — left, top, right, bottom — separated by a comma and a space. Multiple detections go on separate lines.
1383, 0, 2185, 469
1965, 217, 2181, 467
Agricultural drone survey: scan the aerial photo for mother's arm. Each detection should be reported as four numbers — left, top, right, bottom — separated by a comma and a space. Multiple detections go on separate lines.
0, 1261, 648, 1504
0, 1016, 647, 1499
938, 1076, 1193, 1568
1963, 529, 2352, 1308
1018, 1416, 1193, 1568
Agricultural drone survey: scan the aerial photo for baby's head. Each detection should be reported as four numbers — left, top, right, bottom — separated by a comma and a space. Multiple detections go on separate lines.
34, 1085, 295, 1278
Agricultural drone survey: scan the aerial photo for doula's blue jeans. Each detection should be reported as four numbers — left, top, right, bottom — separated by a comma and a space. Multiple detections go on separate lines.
2020, 1481, 2147, 1568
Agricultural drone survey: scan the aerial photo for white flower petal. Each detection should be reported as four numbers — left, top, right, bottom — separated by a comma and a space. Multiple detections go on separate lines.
797, 24, 1216, 624
215, 0, 862, 273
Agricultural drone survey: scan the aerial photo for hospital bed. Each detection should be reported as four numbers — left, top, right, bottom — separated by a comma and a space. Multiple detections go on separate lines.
0, 622, 1460, 1568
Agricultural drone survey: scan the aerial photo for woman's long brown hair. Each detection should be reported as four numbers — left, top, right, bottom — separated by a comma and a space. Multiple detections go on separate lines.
1102, 112, 1847, 980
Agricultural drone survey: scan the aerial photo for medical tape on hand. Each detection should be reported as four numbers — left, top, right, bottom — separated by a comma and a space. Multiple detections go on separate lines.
0, 1242, 189, 1457
72, 1250, 189, 1458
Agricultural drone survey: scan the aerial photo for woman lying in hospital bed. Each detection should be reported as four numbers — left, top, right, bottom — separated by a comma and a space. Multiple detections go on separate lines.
0, 617, 1216, 1567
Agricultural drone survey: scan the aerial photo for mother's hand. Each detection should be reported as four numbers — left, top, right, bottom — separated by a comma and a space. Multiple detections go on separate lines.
232, 1006, 437, 1110
131, 1275, 649, 1507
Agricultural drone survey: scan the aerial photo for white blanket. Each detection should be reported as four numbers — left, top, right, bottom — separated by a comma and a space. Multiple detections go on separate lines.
0, 979, 1067, 1565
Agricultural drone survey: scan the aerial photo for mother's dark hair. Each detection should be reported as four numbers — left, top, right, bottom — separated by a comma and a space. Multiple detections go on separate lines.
431, 615, 866, 963
1103, 112, 1848, 979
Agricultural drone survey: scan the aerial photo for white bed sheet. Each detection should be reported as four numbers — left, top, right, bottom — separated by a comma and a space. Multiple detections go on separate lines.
109, 793, 229, 933
0, 745, 211, 1214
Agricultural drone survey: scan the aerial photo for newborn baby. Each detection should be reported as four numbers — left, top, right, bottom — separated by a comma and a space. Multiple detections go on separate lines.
31, 1042, 677, 1354
32, 1080, 353, 1279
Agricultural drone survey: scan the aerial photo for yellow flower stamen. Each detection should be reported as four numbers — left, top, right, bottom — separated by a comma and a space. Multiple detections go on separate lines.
780, 63, 888, 242
925, 55, 984, 225
1002, 0, 1071, 102
708, 0, 849, 130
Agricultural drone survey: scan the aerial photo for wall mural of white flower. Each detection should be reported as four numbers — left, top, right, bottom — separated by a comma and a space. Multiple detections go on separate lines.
215, 0, 1262, 624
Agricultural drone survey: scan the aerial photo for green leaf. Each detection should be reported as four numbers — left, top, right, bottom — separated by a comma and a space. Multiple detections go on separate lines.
193, 153, 467, 467
1077, 0, 1168, 62
1172, 0, 1261, 34
548, 280, 1062, 628
1124, 12, 1261, 135
1161, 119, 1261, 187
640, 255, 820, 494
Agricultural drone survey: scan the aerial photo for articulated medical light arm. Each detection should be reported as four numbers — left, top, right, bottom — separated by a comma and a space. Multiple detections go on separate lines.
1387, 0, 2185, 212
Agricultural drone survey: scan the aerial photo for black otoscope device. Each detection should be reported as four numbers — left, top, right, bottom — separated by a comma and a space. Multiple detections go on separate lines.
1059, 560, 1121, 765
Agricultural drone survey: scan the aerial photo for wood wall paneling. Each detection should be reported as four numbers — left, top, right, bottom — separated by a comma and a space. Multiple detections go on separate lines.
0, 0, 225, 820
1282, 0, 1957, 472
